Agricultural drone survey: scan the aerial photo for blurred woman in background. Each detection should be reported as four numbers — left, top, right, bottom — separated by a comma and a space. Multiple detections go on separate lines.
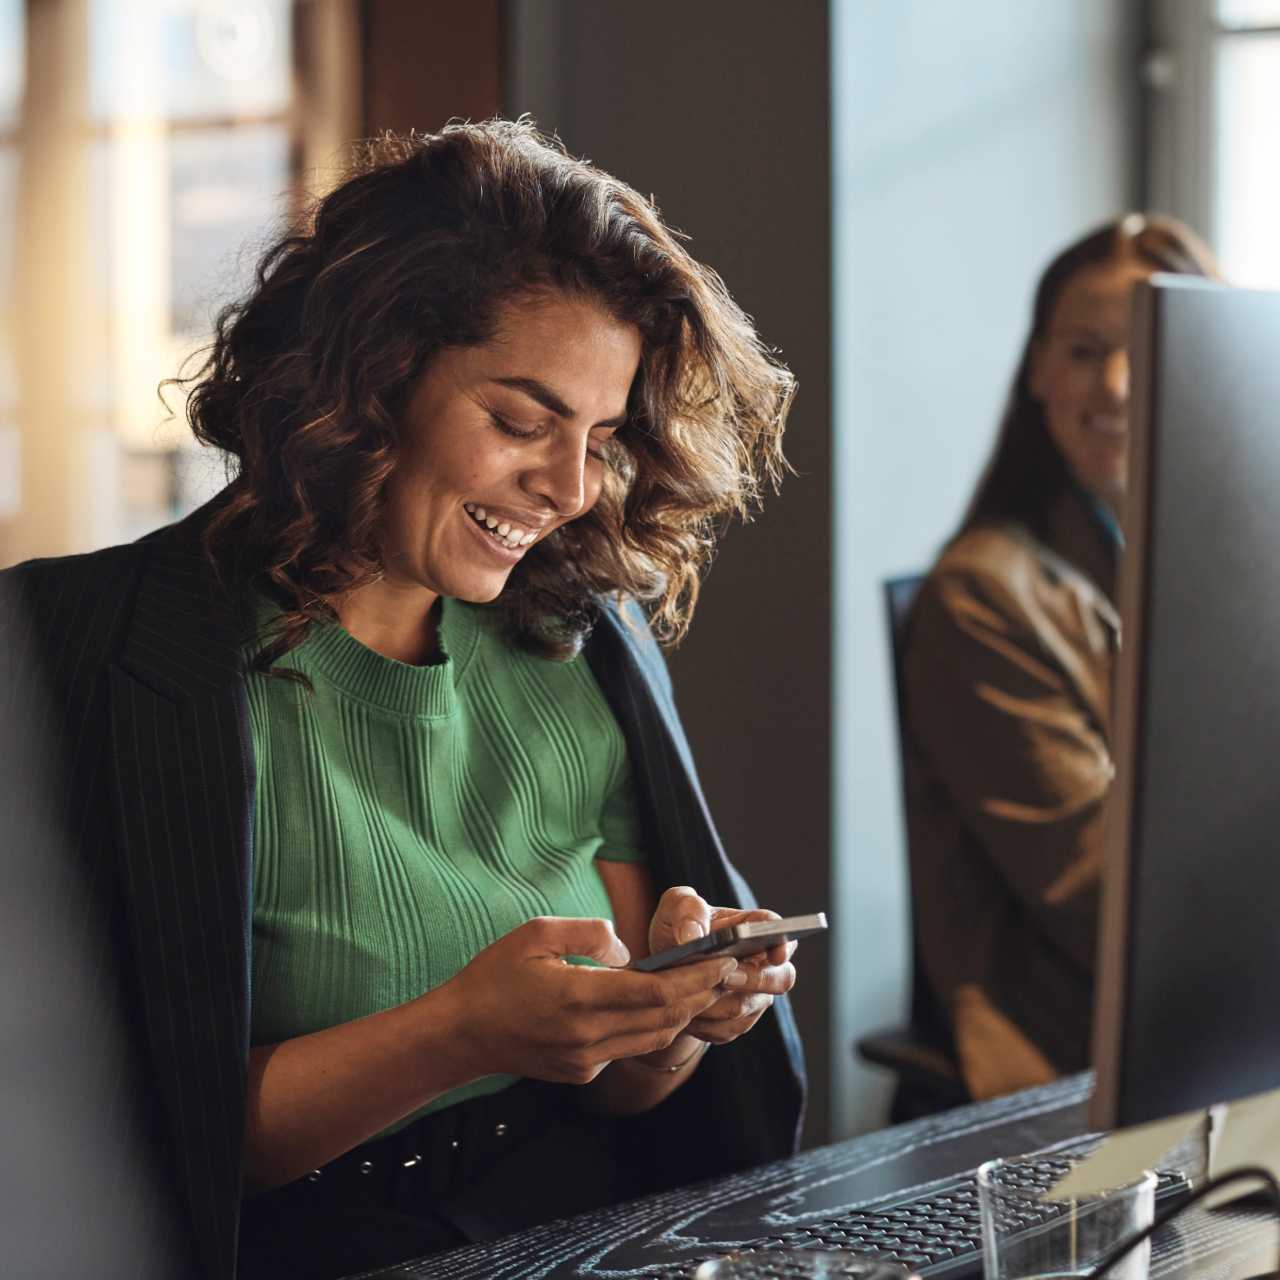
901, 215, 1217, 1108
1, 120, 804, 1279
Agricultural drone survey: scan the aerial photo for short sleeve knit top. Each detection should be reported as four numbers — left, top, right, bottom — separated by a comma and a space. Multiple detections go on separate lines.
244, 598, 645, 1121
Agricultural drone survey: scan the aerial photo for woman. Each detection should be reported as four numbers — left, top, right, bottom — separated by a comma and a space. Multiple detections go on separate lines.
1, 121, 804, 1279
901, 215, 1216, 1106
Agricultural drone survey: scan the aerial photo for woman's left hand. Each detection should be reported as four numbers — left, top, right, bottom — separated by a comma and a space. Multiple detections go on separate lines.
647, 888, 797, 1047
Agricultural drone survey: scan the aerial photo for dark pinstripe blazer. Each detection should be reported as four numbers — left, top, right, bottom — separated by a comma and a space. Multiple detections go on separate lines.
1, 498, 805, 1279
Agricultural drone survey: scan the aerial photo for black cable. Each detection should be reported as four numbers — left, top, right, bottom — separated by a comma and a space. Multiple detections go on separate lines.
1087, 1165, 1280, 1279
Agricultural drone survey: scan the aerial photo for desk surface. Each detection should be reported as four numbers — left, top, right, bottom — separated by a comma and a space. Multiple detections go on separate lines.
358, 1075, 1277, 1280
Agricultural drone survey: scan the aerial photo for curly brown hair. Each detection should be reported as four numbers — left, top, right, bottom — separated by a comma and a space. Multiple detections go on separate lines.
180, 118, 794, 669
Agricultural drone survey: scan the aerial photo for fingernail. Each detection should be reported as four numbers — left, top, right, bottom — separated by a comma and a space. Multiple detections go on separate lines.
613, 941, 631, 966
723, 969, 749, 988
677, 920, 704, 944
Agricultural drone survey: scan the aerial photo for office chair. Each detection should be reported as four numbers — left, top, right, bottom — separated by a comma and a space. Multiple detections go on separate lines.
855, 574, 970, 1124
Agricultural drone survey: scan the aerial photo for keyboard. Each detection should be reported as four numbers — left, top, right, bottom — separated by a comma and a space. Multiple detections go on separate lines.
669, 1145, 1191, 1279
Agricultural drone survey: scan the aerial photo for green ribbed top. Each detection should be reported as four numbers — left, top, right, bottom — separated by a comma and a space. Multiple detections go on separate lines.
244, 598, 644, 1125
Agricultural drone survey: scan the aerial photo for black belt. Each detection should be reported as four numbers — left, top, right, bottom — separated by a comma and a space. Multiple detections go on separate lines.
259, 1077, 572, 1217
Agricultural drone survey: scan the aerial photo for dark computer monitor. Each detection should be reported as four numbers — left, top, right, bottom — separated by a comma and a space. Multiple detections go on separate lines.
1091, 276, 1280, 1131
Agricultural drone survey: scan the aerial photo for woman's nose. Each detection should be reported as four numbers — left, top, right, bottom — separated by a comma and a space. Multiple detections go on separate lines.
524, 438, 587, 517
1102, 349, 1131, 406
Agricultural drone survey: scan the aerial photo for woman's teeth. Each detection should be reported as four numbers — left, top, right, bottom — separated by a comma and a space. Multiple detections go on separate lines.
464, 503, 538, 551
1084, 415, 1127, 438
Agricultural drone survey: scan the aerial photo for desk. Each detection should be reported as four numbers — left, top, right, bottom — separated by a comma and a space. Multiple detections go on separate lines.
358, 1075, 1278, 1280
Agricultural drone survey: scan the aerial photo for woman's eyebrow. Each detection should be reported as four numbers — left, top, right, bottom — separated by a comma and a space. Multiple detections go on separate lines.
1057, 324, 1115, 345
489, 376, 628, 429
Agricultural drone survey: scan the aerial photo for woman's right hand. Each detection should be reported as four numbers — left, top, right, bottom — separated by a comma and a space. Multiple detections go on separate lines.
441, 916, 737, 1085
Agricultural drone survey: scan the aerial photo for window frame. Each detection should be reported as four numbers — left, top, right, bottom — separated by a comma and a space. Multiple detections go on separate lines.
1147, 0, 1280, 271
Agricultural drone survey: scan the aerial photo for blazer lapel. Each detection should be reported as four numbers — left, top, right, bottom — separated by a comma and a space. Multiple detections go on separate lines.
584, 601, 806, 1164
584, 600, 748, 904
109, 529, 253, 1280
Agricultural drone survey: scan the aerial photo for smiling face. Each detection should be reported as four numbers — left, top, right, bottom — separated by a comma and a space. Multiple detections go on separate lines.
1029, 254, 1153, 505
377, 290, 642, 606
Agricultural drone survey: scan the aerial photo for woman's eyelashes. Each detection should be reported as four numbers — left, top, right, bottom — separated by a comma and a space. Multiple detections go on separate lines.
486, 409, 612, 462
584, 426, 620, 462
487, 409, 538, 441
1068, 342, 1105, 364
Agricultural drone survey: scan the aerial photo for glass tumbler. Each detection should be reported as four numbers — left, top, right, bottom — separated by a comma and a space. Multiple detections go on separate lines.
694, 1250, 916, 1278
978, 1155, 1157, 1280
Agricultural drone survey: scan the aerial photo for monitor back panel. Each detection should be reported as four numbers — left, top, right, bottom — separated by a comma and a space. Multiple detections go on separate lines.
1097, 277, 1280, 1127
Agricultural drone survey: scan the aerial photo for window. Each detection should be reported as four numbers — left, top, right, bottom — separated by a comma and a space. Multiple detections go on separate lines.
90, 0, 296, 534
0, 0, 20, 525
1149, 0, 1280, 287
0, 0, 356, 565
1213, 0, 1280, 285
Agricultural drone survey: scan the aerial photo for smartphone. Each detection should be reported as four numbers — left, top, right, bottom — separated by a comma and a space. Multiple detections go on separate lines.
631, 913, 827, 973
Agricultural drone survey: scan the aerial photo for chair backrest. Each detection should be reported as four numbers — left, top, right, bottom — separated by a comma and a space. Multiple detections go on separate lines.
882, 574, 955, 1047
883, 575, 924, 718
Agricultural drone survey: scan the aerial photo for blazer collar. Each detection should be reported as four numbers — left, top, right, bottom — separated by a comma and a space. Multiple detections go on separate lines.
116, 499, 253, 703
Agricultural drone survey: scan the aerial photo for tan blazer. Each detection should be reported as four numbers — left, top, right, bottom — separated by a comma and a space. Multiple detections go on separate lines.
902, 489, 1120, 1101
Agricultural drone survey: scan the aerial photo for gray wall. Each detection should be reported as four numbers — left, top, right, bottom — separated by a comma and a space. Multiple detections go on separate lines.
832, 0, 1140, 1136
508, 0, 834, 1144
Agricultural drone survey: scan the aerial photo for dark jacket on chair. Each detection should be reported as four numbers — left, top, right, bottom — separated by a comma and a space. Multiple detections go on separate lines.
0, 497, 805, 1280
